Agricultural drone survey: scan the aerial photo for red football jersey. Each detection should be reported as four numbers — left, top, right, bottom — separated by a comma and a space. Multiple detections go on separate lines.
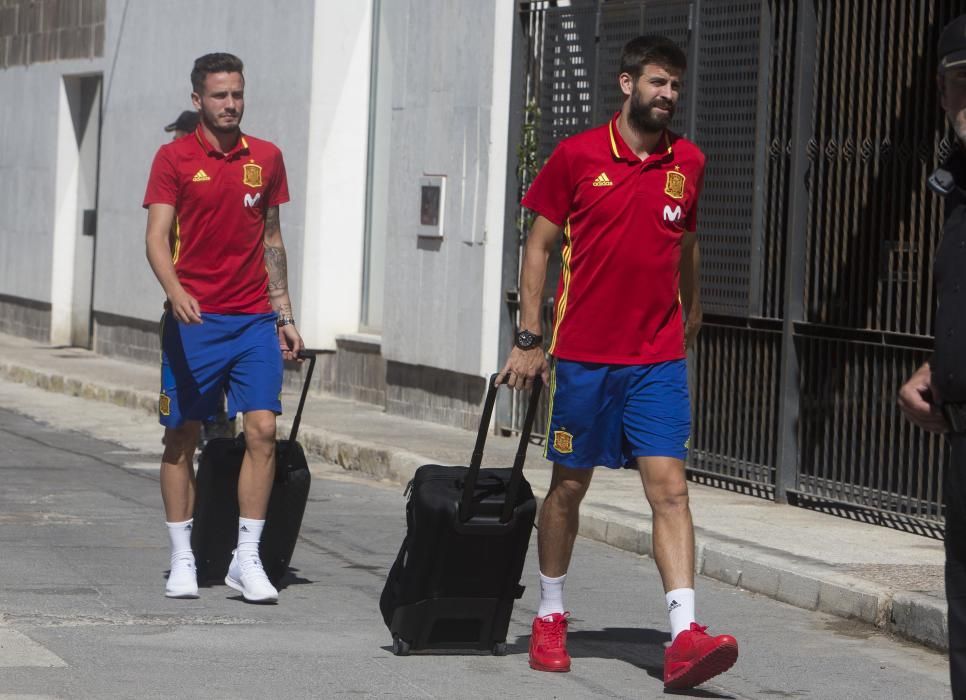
522, 113, 705, 365
143, 128, 290, 314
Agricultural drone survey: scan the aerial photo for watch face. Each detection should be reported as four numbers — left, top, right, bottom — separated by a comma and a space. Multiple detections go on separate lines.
516, 330, 536, 348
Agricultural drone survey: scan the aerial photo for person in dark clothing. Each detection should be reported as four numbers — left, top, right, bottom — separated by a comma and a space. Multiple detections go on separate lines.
164, 110, 200, 140
898, 14, 966, 698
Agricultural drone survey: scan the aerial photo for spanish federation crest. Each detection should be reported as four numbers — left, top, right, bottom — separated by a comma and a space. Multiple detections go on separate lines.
664, 170, 686, 199
553, 430, 574, 454
159, 393, 171, 416
242, 162, 263, 188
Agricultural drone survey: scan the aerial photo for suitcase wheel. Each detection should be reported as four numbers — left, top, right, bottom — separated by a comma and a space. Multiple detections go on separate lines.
492, 642, 507, 656
392, 636, 411, 656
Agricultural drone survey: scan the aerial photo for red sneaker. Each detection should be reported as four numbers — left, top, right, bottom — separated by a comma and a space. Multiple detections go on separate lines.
529, 612, 571, 672
664, 622, 738, 689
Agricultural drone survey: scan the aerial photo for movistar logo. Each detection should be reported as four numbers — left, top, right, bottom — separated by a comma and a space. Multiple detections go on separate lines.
243, 192, 262, 208
592, 172, 613, 187
663, 204, 682, 222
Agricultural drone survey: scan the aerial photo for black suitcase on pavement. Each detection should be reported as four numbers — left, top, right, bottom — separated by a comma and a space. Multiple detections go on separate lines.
379, 374, 543, 655
191, 351, 317, 587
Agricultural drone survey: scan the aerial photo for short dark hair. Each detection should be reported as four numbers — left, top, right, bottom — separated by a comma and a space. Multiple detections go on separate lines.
620, 35, 687, 79
191, 52, 244, 93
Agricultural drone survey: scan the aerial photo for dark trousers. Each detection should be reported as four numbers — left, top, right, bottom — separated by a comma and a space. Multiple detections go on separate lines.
946, 434, 966, 698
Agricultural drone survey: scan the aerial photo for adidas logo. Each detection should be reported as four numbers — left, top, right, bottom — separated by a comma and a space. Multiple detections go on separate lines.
192, 169, 211, 182
668, 599, 681, 612
592, 172, 613, 187
240, 525, 250, 533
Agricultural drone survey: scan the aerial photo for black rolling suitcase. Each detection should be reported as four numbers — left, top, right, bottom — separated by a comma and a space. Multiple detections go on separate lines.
191, 351, 317, 587
379, 374, 543, 656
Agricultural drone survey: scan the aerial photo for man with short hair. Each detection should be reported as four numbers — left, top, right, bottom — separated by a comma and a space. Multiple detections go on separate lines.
499, 35, 737, 689
143, 52, 302, 603
899, 14, 966, 695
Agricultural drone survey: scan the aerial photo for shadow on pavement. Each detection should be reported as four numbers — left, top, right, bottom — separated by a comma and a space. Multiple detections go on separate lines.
190, 568, 314, 591
276, 569, 313, 590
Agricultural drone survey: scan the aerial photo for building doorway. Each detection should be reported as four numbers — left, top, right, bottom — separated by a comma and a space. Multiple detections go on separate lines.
51, 73, 101, 348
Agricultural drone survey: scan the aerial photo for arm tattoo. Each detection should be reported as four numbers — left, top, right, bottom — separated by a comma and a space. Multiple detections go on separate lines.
262, 207, 288, 292
264, 206, 280, 236
264, 243, 288, 292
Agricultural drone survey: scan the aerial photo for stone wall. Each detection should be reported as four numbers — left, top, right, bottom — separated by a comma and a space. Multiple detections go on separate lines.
385, 361, 486, 431
92, 311, 159, 366
0, 293, 50, 342
0, 0, 105, 68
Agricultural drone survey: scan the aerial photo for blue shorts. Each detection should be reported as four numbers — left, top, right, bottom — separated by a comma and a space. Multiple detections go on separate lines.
544, 358, 691, 468
158, 311, 283, 428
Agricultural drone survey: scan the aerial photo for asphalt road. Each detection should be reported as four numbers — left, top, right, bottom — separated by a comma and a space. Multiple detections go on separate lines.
0, 379, 952, 699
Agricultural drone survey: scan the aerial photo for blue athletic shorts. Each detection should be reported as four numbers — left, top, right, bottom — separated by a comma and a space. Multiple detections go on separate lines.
158, 311, 283, 428
543, 358, 691, 468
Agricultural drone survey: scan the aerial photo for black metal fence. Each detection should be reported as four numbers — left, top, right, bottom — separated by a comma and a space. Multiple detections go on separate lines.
506, 0, 961, 533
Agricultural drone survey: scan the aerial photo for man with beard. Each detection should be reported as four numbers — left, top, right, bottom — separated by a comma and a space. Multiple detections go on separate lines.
899, 14, 966, 695
498, 35, 737, 689
143, 53, 303, 603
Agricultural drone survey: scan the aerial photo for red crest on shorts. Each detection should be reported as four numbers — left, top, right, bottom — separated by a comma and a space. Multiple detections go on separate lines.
553, 430, 574, 454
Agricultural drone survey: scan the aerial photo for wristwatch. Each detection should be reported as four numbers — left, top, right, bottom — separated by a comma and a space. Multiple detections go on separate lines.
515, 329, 543, 350
276, 315, 296, 328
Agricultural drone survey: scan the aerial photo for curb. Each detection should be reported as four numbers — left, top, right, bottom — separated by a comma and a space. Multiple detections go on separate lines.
0, 362, 157, 416
0, 361, 949, 652
891, 591, 949, 651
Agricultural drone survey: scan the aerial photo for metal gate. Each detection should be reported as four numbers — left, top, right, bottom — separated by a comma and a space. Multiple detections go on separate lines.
507, 0, 961, 532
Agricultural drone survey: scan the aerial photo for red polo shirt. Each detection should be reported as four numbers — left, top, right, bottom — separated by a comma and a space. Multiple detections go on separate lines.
522, 113, 705, 365
143, 127, 290, 314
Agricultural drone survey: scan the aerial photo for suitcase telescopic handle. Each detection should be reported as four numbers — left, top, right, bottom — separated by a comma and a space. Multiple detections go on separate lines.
286, 350, 318, 445
459, 373, 543, 523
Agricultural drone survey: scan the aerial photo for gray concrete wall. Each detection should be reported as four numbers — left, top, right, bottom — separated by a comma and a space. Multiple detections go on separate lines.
379, 0, 496, 377
0, 55, 103, 305
0, 0, 108, 340
0, 0, 313, 339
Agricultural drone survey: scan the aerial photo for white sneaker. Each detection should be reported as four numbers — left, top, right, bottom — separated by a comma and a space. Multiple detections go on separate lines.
165, 555, 199, 599
225, 549, 278, 603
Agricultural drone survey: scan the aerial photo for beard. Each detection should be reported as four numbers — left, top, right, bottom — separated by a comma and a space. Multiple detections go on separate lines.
627, 88, 675, 133
200, 107, 242, 134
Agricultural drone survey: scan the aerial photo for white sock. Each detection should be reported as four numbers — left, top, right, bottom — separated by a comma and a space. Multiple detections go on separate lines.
165, 519, 194, 563
666, 587, 696, 639
538, 572, 566, 618
237, 517, 265, 559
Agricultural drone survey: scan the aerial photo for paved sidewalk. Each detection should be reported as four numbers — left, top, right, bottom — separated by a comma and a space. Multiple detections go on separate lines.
0, 331, 948, 652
